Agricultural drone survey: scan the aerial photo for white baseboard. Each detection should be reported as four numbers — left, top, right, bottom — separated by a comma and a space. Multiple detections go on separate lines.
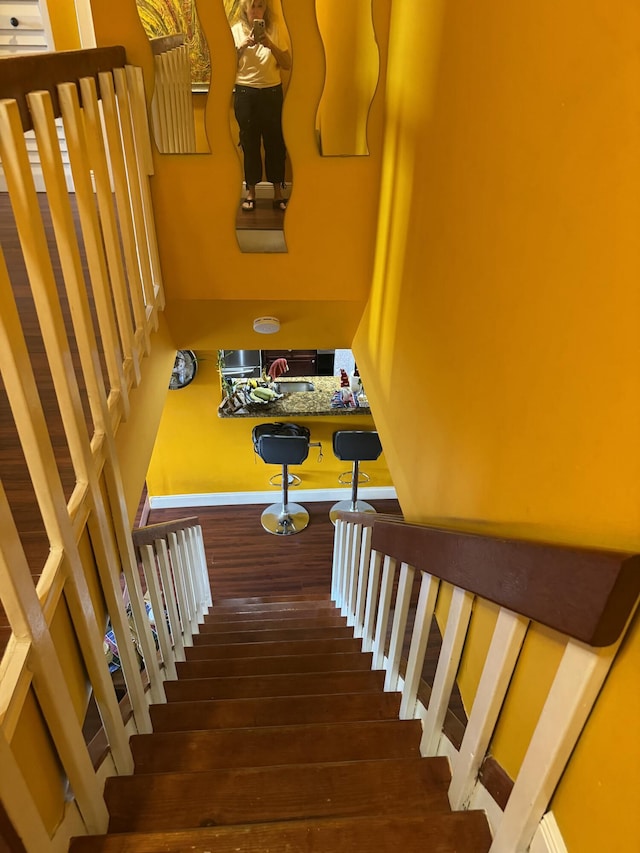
149, 486, 397, 509
529, 813, 568, 853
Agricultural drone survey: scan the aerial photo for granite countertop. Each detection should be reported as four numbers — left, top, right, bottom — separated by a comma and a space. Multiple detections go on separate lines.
218, 376, 371, 419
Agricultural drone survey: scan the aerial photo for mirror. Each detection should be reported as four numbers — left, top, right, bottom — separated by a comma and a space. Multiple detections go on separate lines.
225, 0, 292, 254
136, 0, 211, 153
315, 0, 379, 156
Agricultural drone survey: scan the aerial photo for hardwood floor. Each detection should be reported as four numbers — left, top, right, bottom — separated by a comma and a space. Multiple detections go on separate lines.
147, 500, 401, 601
235, 196, 286, 230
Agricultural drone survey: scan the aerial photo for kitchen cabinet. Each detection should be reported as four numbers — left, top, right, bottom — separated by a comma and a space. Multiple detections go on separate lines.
262, 349, 317, 377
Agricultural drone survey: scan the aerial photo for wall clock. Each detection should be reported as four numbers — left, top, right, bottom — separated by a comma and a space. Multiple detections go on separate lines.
169, 350, 198, 390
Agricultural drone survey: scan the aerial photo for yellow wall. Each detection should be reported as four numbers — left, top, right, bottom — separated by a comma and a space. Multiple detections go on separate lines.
89, 0, 391, 313
315, 0, 379, 156
353, 1, 640, 850
47, 0, 82, 50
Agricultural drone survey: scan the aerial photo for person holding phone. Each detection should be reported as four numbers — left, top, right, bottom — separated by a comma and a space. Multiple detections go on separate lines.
232, 0, 291, 212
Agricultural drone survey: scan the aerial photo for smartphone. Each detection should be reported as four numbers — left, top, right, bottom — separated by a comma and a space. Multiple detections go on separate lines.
252, 19, 266, 41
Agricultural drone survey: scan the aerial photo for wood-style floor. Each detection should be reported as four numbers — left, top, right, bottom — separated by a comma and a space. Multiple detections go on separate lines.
147, 500, 400, 601
235, 196, 287, 230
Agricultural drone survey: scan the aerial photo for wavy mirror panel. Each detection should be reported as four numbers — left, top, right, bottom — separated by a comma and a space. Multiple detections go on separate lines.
225, 0, 291, 253
315, 0, 379, 156
136, 0, 211, 153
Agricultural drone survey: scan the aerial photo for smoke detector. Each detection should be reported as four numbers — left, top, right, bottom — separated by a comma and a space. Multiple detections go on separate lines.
253, 316, 280, 334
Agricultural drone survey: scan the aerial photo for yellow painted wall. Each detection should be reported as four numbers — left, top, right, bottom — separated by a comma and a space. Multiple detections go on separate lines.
353, 1, 640, 850
89, 0, 391, 309
47, 0, 82, 50
315, 0, 379, 156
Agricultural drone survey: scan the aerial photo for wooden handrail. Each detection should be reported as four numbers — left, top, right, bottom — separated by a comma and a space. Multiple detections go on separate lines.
132, 517, 200, 547
0, 46, 127, 131
371, 519, 640, 646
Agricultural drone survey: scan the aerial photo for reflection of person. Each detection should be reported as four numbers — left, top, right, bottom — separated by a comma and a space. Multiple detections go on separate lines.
232, 0, 291, 212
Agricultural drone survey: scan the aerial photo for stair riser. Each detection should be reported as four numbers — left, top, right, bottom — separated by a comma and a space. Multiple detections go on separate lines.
70, 812, 493, 853
191, 626, 354, 645
131, 719, 423, 773
105, 758, 452, 833
164, 670, 386, 702
212, 594, 331, 606
184, 637, 363, 660
198, 615, 347, 632
209, 601, 336, 614
175, 652, 373, 679
150, 692, 403, 732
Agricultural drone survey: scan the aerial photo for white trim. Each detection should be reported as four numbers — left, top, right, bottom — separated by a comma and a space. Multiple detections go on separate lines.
529, 813, 568, 853
469, 780, 505, 838
149, 486, 397, 508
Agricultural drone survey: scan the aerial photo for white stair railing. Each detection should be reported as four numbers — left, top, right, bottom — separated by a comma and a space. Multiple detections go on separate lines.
132, 517, 211, 680
332, 512, 640, 853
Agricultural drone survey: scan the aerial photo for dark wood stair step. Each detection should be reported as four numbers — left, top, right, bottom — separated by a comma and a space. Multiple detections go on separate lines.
198, 614, 346, 632
104, 757, 453, 833
212, 593, 331, 606
208, 599, 335, 614
185, 636, 363, 660
131, 719, 423, 773
165, 669, 386, 702
150, 691, 403, 732
191, 625, 354, 645
175, 651, 373, 679
70, 811, 492, 852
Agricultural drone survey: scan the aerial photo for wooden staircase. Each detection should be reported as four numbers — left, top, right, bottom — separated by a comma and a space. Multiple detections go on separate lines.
70, 594, 492, 852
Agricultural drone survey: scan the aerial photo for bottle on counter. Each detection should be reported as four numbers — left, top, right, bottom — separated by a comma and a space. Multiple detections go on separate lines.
340, 368, 356, 408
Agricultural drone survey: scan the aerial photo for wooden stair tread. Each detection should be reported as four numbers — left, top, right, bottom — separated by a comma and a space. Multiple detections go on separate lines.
70, 811, 493, 852
164, 669, 386, 701
175, 651, 373, 679
150, 691, 403, 732
198, 614, 347, 632
185, 636, 363, 660
192, 625, 354, 645
207, 599, 335, 614
131, 719, 423, 772
203, 607, 342, 624
104, 757, 453, 832
212, 593, 331, 606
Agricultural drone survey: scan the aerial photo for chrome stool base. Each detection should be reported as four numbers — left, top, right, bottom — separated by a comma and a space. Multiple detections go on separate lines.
337, 470, 370, 486
269, 472, 301, 487
329, 499, 377, 525
261, 502, 310, 535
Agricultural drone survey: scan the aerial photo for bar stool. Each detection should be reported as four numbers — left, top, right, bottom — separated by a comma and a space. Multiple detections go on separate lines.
255, 432, 311, 535
330, 430, 382, 524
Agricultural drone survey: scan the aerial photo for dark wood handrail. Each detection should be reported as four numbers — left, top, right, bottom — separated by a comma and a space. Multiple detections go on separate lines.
0, 46, 127, 131
132, 517, 200, 548
371, 519, 640, 647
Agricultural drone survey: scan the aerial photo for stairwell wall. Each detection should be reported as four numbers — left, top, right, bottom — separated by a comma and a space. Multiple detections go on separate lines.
353, 2, 640, 851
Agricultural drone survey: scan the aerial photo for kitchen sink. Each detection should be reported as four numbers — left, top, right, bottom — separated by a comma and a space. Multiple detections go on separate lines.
275, 381, 316, 393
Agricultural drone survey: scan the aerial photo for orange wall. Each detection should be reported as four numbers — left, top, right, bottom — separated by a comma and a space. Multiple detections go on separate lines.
354, 1, 640, 850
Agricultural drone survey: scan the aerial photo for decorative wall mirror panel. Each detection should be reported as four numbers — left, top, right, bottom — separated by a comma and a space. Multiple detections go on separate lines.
136, 0, 211, 153
225, 0, 291, 254
315, 0, 379, 156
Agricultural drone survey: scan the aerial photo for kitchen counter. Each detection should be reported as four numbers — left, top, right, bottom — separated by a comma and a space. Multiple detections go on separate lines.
218, 376, 371, 418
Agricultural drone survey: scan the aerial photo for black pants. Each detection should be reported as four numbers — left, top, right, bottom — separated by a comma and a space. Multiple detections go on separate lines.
234, 84, 286, 186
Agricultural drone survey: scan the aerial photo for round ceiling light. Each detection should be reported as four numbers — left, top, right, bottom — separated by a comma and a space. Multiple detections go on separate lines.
253, 316, 280, 334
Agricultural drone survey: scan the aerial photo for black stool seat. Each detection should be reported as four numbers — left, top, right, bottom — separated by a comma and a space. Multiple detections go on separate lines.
253, 425, 311, 535
330, 430, 382, 524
